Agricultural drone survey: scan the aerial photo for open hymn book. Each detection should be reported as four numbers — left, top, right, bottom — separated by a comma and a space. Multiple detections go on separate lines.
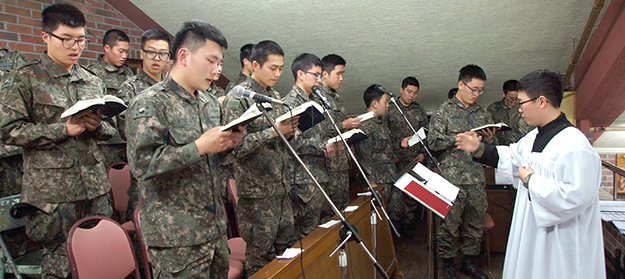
60, 95, 126, 119
327, 128, 367, 145
394, 162, 459, 219
275, 101, 325, 133
219, 104, 269, 132
470, 122, 511, 132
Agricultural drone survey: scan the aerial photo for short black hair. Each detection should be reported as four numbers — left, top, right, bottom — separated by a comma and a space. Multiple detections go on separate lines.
322, 54, 346, 74
291, 53, 322, 80
502, 79, 519, 94
448, 88, 458, 99
363, 84, 387, 108
103, 29, 129, 47
517, 70, 563, 108
458, 64, 487, 83
239, 43, 254, 67
250, 40, 284, 67
172, 20, 228, 63
140, 29, 170, 49
42, 3, 86, 33
402, 76, 420, 89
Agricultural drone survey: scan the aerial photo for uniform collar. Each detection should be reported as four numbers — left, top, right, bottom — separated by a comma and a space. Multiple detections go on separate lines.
96, 55, 122, 73
247, 76, 273, 96
41, 52, 75, 79
165, 76, 198, 104
451, 96, 479, 112
291, 84, 311, 100
137, 69, 159, 86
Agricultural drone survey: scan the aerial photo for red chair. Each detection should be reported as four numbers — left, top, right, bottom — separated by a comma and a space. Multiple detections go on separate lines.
107, 162, 135, 233
66, 216, 140, 279
133, 206, 152, 279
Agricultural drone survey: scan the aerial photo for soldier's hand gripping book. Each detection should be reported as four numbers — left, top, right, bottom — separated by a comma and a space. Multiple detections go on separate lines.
60, 95, 126, 119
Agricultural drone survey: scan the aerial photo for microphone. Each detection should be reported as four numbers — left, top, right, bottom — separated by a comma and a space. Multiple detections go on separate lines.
310, 85, 330, 108
231, 85, 287, 106
374, 85, 395, 98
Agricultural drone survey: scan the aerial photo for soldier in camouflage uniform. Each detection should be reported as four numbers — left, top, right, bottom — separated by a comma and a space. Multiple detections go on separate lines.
0, 47, 29, 258
427, 65, 492, 279
117, 29, 170, 221
319, 54, 361, 215
487, 79, 520, 146
283, 53, 335, 239
385, 76, 429, 237
355, 85, 411, 223
507, 102, 534, 142
0, 5, 115, 277
225, 43, 254, 94
126, 21, 243, 278
222, 40, 298, 276
0, 48, 26, 198
87, 29, 134, 169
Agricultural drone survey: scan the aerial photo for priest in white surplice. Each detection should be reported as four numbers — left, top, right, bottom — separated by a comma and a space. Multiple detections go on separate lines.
456, 70, 605, 279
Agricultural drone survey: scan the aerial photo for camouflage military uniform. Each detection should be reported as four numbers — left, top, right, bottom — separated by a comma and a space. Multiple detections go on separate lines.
354, 116, 402, 222
125, 77, 228, 278
87, 56, 134, 168
0, 48, 26, 197
225, 72, 248, 94
319, 84, 351, 212
283, 85, 330, 239
506, 103, 534, 144
487, 99, 516, 145
223, 76, 294, 275
0, 53, 115, 278
0, 48, 28, 258
116, 69, 158, 221
427, 97, 494, 259
385, 100, 429, 229
208, 82, 226, 98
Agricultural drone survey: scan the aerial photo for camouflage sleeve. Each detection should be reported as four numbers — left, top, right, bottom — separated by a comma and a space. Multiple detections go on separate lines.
116, 81, 135, 141
225, 82, 234, 96
355, 121, 377, 183
223, 95, 275, 159
90, 82, 116, 141
487, 103, 496, 117
0, 73, 69, 147
126, 97, 203, 180
426, 108, 456, 152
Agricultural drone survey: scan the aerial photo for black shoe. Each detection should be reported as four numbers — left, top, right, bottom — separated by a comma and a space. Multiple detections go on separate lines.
460, 257, 488, 279
443, 258, 459, 279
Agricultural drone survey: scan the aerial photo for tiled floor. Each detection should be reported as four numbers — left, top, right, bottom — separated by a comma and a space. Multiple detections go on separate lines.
394, 216, 504, 279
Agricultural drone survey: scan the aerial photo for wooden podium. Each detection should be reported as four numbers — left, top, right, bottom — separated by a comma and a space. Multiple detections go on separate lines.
250, 196, 402, 279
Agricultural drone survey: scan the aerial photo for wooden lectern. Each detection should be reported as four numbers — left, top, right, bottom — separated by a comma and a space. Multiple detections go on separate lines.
251, 196, 403, 279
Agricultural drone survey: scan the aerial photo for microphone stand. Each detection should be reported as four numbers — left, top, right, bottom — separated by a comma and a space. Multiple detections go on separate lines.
312, 93, 403, 279
388, 95, 447, 279
255, 102, 390, 279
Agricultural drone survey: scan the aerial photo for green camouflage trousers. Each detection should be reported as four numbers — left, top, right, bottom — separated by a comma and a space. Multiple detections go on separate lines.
437, 183, 487, 259
324, 170, 350, 216
149, 234, 229, 279
237, 195, 294, 276
25, 194, 112, 278
291, 182, 326, 240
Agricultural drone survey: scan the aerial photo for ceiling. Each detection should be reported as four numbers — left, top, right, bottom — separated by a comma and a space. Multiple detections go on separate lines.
130, 0, 598, 115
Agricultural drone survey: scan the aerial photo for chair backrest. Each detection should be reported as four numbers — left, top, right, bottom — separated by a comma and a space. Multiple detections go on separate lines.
66, 216, 140, 279
108, 163, 131, 212
133, 206, 152, 279
227, 178, 238, 206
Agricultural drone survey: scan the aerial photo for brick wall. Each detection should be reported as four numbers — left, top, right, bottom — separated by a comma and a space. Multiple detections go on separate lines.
601, 154, 619, 198
0, 0, 144, 65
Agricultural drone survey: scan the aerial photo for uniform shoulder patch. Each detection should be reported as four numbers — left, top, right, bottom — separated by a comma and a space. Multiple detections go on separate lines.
133, 103, 154, 119
1, 76, 14, 90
